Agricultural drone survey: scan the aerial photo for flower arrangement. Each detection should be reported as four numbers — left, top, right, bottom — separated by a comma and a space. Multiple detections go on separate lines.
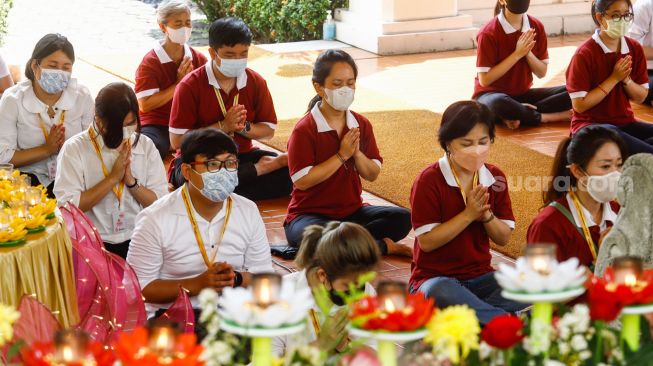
349, 293, 434, 332
425, 305, 480, 364
112, 326, 203, 366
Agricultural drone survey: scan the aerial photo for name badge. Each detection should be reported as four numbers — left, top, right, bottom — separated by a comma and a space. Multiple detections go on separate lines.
47, 159, 57, 180
112, 211, 134, 233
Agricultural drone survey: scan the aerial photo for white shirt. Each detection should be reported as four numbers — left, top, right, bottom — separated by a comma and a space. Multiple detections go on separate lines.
0, 79, 94, 186
271, 270, 376, 357
629, 0, 653, 69
126, 187, 273, 317
53, 126, 168, 243
565, 194, 618, 232
0, 54, 9, 79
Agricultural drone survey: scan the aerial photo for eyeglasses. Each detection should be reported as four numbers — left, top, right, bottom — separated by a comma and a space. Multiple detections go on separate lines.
604, 12, 634, 22
189, 159, 239, 172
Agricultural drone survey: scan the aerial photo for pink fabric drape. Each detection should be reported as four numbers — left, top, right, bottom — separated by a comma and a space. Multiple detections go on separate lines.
157, 287, 195, 333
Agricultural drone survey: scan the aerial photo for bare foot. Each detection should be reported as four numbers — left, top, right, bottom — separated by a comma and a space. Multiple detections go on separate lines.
503, 119, 520, 130
384, 238, 413, 257
541, 110, 572, 123
255, 154, 288, 176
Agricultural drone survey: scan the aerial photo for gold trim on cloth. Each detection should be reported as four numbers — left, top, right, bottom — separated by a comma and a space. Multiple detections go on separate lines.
0, 218, 80, 327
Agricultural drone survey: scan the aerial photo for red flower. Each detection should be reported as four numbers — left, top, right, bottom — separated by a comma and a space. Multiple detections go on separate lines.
349, 293, 435, 332
21, 341, 116, 366
481, 315, 524, 349
587, 277, 626, 322
113, 327, 203, 366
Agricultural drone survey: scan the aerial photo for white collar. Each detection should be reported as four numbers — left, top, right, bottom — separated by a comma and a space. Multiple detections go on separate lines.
592, 29, 629, 54
204, 61, 248, 90
498, 10, 531, 34
438, 154, 496, 188
21, 79, 79, 113
153, 42, 193, 64
310, 102, 359, 133
565, 193, 618, 228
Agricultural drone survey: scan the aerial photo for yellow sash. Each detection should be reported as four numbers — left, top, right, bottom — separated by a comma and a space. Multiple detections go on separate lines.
181, 184, 233, 268
37, 110, 66, 140
448, 155, 479, 204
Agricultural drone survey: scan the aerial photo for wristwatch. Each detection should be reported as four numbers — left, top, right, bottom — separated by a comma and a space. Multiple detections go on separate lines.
237, 121, 251, 137
233, 270, 243, 288
126, 178, 140, 190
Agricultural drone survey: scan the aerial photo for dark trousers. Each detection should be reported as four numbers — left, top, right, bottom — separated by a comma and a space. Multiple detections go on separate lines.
476, 86, 571, 126
104, 240, 130, 259
284, 205, 412, 255
25, 173, 54, 198
593, 123, 653, 155
170, 149, 292, 201
141, 124, 171, 159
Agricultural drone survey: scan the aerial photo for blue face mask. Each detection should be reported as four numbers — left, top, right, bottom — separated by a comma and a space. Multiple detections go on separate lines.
191, 168, 238, 202
38, 68, 71, 94
214, 56, 247, 78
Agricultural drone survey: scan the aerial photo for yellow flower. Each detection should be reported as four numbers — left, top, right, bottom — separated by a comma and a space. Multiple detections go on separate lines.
425, 305, 480, 364
0, 303, 20, 347
42, 198, 57, 215
0, 216, 27, 242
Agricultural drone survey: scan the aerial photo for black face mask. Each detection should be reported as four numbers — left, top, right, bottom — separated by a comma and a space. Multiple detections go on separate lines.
506, 0, 530, 14
327, 280, 366, 307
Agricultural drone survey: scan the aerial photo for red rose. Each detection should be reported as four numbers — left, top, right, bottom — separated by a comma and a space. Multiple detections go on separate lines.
481, 315, 524, 349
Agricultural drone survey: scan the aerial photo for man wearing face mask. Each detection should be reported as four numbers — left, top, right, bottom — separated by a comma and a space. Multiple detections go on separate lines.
135, 0, 207, 159
127, 129, 273, 322
55, 83, 169, 259
528, 126, 627, 269
168, 17, 292, 201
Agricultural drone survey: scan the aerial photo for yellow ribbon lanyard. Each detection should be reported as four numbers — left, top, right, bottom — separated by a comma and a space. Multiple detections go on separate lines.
181, 184, 233, 269
213, 87, 239, 119
87, 127, 126, 207
569, 191, 598, 260
447, 156, 479, 204
37, 110, 66, 140
309, 309, 321, 337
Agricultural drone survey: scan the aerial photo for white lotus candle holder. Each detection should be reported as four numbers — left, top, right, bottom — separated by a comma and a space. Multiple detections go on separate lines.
495, 257, 587, 294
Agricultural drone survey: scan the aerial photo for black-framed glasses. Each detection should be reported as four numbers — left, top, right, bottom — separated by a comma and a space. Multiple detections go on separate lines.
604, 12, 634, 22
189, 159, 239, 172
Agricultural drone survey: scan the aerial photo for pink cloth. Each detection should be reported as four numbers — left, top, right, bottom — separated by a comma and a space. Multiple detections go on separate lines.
13, 295, 61, 345
157, 287, 195, 333
60, 203, 146, 342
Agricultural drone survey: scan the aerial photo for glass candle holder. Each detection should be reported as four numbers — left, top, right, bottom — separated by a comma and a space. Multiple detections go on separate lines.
148, 321, 177, 358
11, 201, 31, 220
613, 256, 644, 287
377, 281, 407, 312
13, 174, 31, 194
251, 272, 282, 308
53, 329, 90, 364
0, 211, 11, 232
25, 187, 42, 206
524, 243, 557, 275
0, 163, 13, 180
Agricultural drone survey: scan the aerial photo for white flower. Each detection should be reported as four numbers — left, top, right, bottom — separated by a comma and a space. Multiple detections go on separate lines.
201, 340, 235, 366
495, 257, 587, 293
570, 334, 588, 352
557, 341, 570, 355
579, 350, 592, 360
523, 320, 552, 355
558, 325, 571, 340
544, 361, 565, 366
199, 288, 219, 307
478, 341, 492, 360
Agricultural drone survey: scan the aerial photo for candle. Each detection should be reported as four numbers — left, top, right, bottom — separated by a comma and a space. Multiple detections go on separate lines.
251, 273, 282, 308
11, 201, 31, 220
0, 163, 13, 180
0, 211, 11, 232
13, 174, 31, 193
377, 281, 407, 312
613, 256, 644, 287
524, 243, 556, 275
25, 187, 42, 206
148, 322, 177, 357
53, 330, 89, 364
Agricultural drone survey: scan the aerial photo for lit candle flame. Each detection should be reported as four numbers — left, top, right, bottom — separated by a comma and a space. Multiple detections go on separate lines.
625, 274, 638, 287
154, 332, 171, 352
258, 279, 271, 305
532, 258, 550, 274
62, 346, 75, 362
384, 298, 396, 313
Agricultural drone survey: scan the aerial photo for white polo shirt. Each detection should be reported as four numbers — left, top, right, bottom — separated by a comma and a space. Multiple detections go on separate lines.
127, 187, 273, 316
53, 126, 168, 243
0, 79, 94, 186
629, 0, 653, 69
0, 54, 9, 79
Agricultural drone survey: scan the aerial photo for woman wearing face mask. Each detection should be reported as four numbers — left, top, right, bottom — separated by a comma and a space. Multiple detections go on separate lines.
527, 126, 627, 269
272, 221, 378, 357
566, 0, 653, 154
0, 34, 94, 196
135, 0, 207, 159
473, 0, 572, 130
284, 49, 412, 257
409, 101, 525, 326
54, 82, 168, 259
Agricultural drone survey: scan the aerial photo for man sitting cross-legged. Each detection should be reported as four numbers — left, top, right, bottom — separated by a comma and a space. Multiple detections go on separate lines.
127, 129, 273, 321
168, 17, 291, 201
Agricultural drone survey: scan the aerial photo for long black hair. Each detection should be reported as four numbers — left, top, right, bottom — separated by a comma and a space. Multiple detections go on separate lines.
591, 0, 633, 26
25, 34, 75, 82
95, 82, 141, 149
544, 125, 627, 205
306, 49, 358, 112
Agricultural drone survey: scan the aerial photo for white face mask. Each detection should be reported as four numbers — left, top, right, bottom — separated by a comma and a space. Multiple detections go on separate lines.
584, 171, 621, 203
215, 56, 247, 78
324, 86, 355, 111
166, 26, 192, 45
123, 125, 136, 140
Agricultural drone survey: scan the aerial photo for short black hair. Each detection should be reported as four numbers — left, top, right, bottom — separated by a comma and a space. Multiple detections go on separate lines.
181, 129, 238, 164
25, 34, 75, 82
95, 82, 141, 149
438, 101, 495, 152
208, 17, 252, 49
